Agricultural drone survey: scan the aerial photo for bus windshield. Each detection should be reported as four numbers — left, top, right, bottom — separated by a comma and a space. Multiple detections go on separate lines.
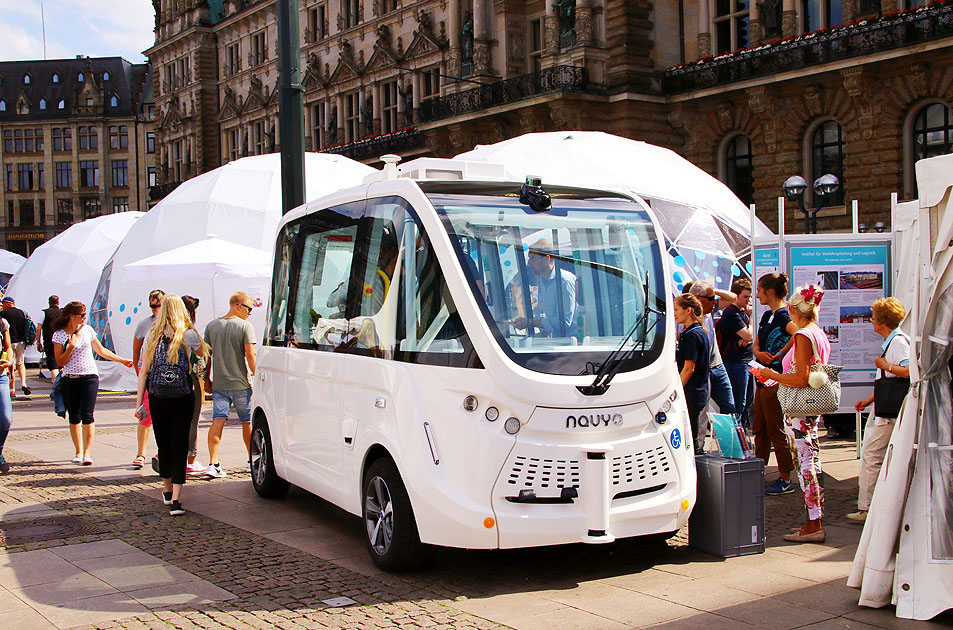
430, 192, 666, 376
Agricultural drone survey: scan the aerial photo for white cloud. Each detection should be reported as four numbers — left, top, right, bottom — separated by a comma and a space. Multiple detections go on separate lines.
0, 0, 156, 62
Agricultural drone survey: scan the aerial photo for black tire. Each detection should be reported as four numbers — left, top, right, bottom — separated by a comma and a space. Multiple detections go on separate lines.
362, 457, 425, 571
250, 414, 289, 499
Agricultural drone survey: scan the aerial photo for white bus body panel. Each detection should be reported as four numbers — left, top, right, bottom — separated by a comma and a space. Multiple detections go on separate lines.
252, 178, 696, 550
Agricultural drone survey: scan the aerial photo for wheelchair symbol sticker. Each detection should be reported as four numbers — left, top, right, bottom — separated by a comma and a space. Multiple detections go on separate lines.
670, 428, 682, 450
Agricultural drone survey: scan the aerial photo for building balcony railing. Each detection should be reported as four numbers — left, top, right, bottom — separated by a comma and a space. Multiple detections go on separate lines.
321, 128, 427, 162
663, 1, 953, 93
149, 181, 181, 202
417, 65, 588, 123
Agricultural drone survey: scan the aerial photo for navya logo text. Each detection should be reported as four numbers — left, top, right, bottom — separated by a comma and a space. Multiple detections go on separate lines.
566, 412, 624, 429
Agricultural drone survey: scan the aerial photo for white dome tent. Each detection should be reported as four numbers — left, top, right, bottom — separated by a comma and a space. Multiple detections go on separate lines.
91, 152, 375, 391
455, 131, 773, 291
0, 249, 26, 292
2, 212, 143, 368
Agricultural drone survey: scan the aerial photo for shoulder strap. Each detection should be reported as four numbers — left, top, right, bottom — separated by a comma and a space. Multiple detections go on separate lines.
797, 327, 821, 364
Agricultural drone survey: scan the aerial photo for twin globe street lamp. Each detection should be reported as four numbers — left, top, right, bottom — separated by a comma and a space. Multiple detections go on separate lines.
782, 174, 840, 234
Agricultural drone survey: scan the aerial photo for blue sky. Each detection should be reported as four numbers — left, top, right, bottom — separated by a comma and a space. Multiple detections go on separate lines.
0, 0, 155, 63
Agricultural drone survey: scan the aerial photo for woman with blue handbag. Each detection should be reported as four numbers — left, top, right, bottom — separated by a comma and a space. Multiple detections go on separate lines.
757, 285, 831, 543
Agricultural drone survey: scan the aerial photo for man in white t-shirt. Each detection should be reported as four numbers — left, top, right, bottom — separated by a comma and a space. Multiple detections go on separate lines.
850, 298, 910, 522
131, 289, 164, 470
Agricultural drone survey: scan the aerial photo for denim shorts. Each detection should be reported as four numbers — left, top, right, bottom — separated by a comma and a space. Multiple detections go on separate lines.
211, 388, 252, 423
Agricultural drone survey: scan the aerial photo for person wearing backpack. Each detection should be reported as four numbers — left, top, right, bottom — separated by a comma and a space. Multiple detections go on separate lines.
1, 296, 31, 397
135, 295, 207, 516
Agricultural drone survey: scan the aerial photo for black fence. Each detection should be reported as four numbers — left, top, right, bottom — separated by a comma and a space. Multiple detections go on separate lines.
321, 127, 427, 162
663, 2, 953, 93
417, 65, 588, 123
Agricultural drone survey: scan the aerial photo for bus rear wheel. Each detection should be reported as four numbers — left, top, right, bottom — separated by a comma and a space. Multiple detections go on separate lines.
362, 457, 424, 571
250, 415, 289, 498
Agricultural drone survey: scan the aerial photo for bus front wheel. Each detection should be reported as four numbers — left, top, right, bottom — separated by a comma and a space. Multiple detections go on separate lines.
250, 415, 289, 498
362, 457, 424, 571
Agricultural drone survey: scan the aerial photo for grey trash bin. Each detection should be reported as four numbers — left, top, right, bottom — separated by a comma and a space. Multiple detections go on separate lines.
689, 454, 765, 558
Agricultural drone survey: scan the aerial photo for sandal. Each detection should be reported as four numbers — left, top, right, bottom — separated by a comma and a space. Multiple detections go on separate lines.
132, 455, 145, 469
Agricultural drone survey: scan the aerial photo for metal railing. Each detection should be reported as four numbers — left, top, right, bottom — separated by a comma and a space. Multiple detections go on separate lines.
321, 128, 427, 161
417, 65, 588, 123
663, 2, 953, 93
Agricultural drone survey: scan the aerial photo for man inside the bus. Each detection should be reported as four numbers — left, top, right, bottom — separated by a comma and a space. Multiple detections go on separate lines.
512, 239, 578, 338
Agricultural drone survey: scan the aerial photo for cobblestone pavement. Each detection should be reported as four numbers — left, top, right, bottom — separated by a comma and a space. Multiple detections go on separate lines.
1, 373, 951, 630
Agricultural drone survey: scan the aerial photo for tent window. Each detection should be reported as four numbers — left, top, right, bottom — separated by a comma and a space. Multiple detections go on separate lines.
810, 120, 845, 207
725, 134, 754, 207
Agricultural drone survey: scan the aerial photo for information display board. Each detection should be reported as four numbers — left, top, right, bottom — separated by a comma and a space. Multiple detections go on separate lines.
788, 243, 891, 385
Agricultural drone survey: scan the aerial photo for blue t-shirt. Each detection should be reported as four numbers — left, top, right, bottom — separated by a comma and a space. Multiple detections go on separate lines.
719, 304, 753, 364
757, 307, 792, 372
677, 322, 711, 410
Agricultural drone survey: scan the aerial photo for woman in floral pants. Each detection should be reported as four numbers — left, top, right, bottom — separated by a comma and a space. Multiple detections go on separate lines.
758, 285, 830, 543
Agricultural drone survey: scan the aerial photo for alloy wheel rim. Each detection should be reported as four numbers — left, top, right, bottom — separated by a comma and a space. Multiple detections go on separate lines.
364, 475, 393, 555
251, 429, 266, 486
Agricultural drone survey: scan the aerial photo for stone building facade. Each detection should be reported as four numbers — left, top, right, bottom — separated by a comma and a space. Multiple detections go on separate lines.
0, 57, 155, 256
147, 0, 953, 233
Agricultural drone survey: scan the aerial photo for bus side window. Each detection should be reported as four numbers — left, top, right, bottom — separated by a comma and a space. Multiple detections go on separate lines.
267, 223, 299, 346
290, 225, 358, 350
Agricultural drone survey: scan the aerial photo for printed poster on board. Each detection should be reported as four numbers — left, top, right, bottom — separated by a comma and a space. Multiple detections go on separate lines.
789, 245, 890, 384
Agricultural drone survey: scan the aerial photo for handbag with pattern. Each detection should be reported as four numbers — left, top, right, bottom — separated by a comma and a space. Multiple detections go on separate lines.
777, 330, 843, 417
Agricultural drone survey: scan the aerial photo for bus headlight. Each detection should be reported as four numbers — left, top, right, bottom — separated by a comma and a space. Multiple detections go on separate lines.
659, 389, 678, 413
463, 395, 479, 412
504, 417, 521, 434
485, 406, 499, 422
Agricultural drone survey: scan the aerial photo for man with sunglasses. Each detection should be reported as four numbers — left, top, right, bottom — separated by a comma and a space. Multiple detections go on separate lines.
203, 291, 257, 478
685, 280, 737, 421
131, 289, 165, 470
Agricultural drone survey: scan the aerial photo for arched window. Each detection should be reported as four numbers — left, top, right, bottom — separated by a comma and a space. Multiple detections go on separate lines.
0, 100, 6, 112
724, 134, 754, 206
912, 103, 953, 162
23, 74, 31, 84
103, 71, 110, 81
110, 95, 118, 107
52, 73, 59, 83
811, 120, 845, 206
57, 99, 65, 109
39, 98, 47, 110
77, 72, 84, 82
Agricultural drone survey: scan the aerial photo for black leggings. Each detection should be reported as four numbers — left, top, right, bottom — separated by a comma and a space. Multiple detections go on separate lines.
149, 393, 194, 485
61, 375, 99, 425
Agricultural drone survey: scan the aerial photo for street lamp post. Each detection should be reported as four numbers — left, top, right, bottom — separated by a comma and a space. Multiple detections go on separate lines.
782, 175, 808, 234
782, 174, 840, 234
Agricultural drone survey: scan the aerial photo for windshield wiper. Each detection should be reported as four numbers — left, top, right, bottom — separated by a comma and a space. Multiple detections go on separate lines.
578, 273, 664, 396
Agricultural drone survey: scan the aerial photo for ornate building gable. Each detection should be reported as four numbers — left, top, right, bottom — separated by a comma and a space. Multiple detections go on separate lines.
239, 74, 269, 114
218, 84, 241, 121
328, 40, 364, 85
74, 59, 103, 116
403, 10, 447, 61
302, 53, 328, 92
158, 95, 190, 131
14, 90, 31, 115
364, 25, 402, 74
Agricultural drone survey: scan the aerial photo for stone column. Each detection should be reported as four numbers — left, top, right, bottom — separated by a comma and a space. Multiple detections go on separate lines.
372, 82, 382, 135
411, 72, 421, 124
749, 0, 762, 45
782, 0, 798, 37
575, 0, 594, 46
396, 73, 407, 127
473, 0, 491, 75
336, 93, 345, 141
543, 0, 559, 55
698, 0, 711, 57
448, 0, 462, 78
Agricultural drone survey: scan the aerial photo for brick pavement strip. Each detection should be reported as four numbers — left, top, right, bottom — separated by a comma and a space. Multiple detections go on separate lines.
0, 448, 505, 630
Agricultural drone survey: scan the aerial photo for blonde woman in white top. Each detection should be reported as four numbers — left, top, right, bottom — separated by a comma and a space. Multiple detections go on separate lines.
52, 301, 133, 465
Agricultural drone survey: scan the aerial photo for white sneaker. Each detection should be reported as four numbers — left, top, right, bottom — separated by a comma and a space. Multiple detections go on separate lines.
71, 455, 83, 464
187, 462, 205, 475
205, 463, 227, 478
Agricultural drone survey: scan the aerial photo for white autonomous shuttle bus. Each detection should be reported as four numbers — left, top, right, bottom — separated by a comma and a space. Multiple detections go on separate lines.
250, 158, 696, 570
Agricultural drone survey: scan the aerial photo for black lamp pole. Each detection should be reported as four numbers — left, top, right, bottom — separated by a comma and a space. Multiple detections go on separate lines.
277, 0, 305, 215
